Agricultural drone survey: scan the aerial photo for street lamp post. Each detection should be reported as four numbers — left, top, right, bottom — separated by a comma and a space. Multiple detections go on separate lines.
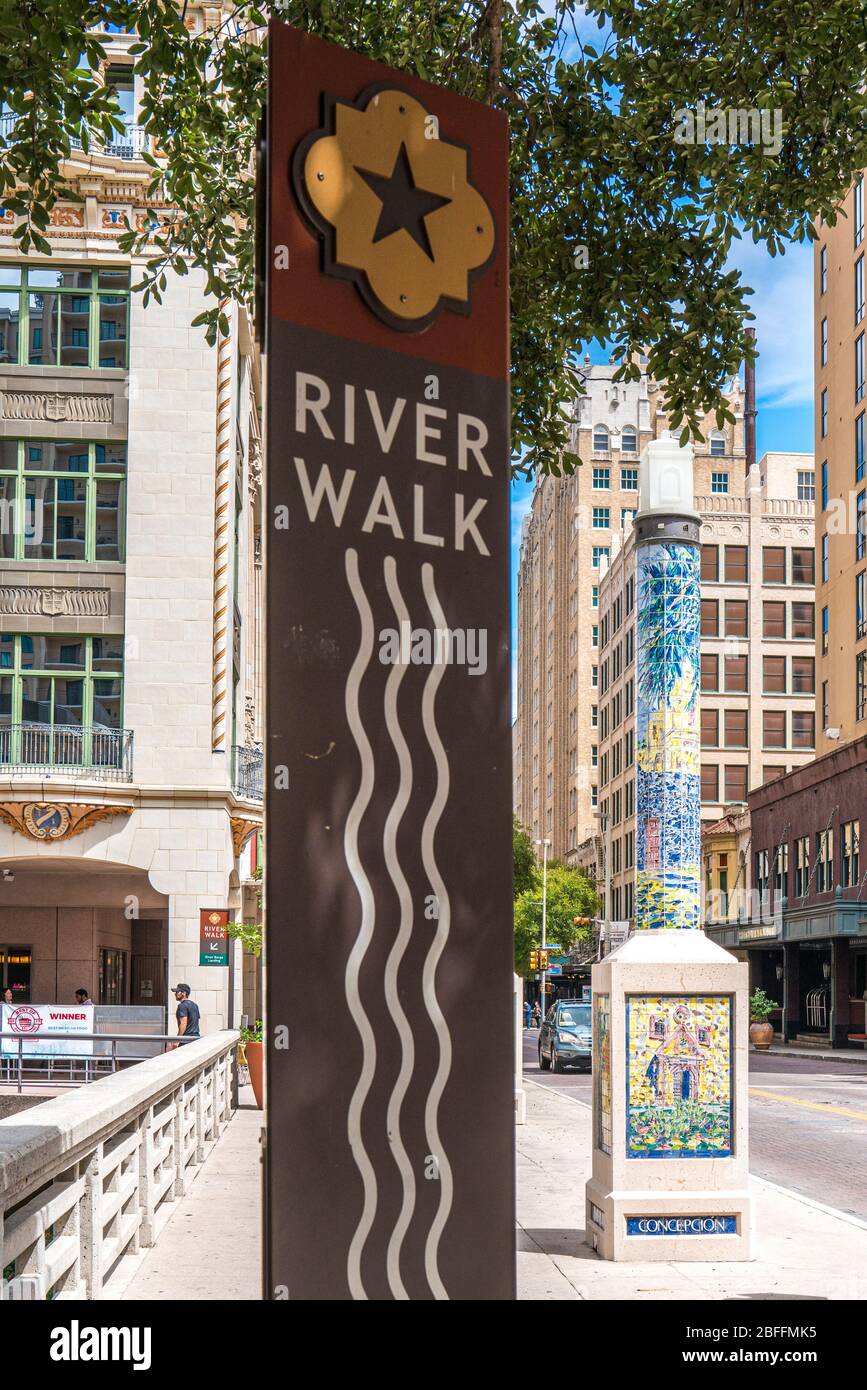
535, 837, 551, 1014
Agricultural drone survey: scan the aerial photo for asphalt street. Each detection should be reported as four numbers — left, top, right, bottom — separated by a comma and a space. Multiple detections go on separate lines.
523, 1030, 867, 1221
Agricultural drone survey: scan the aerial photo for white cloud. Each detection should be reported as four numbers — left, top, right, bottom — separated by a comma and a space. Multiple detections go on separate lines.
725, 236, 813, 409
511, 487, 533, 547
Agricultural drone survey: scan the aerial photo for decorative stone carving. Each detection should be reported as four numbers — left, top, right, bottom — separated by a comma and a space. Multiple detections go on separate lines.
248, 439, 263, 497
0, 587, 110, 617
230, 815, 259, 858
49, 206, 85, 228
0, 392, 113, 424
0, 801, 133, 841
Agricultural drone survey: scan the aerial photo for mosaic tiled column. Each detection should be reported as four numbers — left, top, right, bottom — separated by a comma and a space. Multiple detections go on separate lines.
585, 435, 752, 1261
634, 537, 701, 931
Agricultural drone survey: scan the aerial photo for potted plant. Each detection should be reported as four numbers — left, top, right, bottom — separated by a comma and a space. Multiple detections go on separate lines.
240, 1020, 264, 1107
749, 988, 779, 1051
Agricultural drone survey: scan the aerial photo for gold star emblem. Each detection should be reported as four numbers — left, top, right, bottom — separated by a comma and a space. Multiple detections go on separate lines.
293, 85, 496, 331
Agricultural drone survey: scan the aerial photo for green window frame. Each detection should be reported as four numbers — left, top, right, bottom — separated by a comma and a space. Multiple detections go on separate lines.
0, 265, 130, 369
0, 633, 123, 730
0, 440, 126, 562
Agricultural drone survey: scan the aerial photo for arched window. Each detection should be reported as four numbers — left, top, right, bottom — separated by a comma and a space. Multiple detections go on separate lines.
709, 430, 726, 457
621, 426, 638, 455
593, 424, 610, 454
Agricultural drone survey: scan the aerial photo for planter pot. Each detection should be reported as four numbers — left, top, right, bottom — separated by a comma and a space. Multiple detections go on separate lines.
749, 1020, 774, 1051
245, 1040, 264, 1108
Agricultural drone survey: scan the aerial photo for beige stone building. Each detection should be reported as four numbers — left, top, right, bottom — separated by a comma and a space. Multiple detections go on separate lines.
0, 8, 263, 1034
597, 452, 816, 923
514, 358, 744, 862
815, 171, 866, 751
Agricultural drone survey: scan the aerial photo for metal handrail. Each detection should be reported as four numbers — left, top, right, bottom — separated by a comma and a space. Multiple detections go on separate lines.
0, 723, 133, 781
0, 1030, 197, 1094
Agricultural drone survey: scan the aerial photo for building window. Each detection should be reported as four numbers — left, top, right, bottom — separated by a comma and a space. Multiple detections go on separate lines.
794, 836, 810, 898
0, 633, 123, 752
821, 535, 829, 584
821, 388, 828, 437
791, 711, 815, 748
590, 784, 598, 809
791, 546, 814, 585
593, 425, 610, 454
709, 432, 726, 458
791, 656, 815, 694
592, 585, 598, 608
0, 440, 126, 563
792, 602, 815, 640
591, 704, 598, 728
858, 412, 866, 483
592, 506, 610, 528
621, 507, 637, 527
822, 460, 828, 510
763, 655, 786, 693
724, 545, 748, 582
700, 599, 719, 636
820, 318, 828, 367
763, 709, 786, 748
822, 680, 829, 729
820, 244, 827, 294
591, 665, 598, 688
700, 763, 719, 803
724, 654, 748, 692
763, 546, 786, 584
592, 624, 599, 648
858, 571, 867, 640
842, 819, 860, 887
620, 427, 638, 456
724, 764, 748, 803
816, 829, 833, 893
701, 708, 719, 748
764, 766, 786, 784
856, 177, 865, 247
592, 466, 610, 489
774, 843, 789, 898
857, 333, 865, 404
700, 653, 719, 692
700, 544, 719, 582
711, 470, 729, 493
858, 652, 867, 721
592, 546, 609, 569
763, 601, 786, 639
0, 265, 130, 369
857, 253, 865, 325
797, 471, 815, 502
822, 605, 829, 655
859, 491, 867, 562
724, 709, 748, 748
621, 466, 638, 490
724, 599, 748, 637
756, 848, 770, 899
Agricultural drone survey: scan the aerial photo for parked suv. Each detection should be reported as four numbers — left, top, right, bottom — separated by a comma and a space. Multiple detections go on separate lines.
538, 999, 592, 1073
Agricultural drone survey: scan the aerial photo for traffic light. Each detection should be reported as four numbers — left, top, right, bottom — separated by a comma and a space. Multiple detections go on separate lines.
539, 949, 549, 970
529, 950, 538, 970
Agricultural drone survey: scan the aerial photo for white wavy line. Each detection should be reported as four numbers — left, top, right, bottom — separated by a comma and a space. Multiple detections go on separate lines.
419, 562, 454, 1301
343, 547, 377, 1301
382, 556, 417, 1300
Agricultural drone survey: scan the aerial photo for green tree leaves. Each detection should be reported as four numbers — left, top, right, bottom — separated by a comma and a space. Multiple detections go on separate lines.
514, 859, 599, 975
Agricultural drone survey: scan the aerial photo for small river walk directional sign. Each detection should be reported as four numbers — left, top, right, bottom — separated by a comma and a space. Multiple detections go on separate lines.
264, 22, 514, 1300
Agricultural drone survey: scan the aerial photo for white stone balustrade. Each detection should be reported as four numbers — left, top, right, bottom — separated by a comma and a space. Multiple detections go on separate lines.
0, 1031, 238, 1300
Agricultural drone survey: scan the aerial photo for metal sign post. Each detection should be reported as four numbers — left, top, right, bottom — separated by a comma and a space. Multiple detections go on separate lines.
264, 21, 513, 1300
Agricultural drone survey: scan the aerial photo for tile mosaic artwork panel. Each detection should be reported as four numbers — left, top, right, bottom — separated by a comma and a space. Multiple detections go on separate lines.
594, 993, 611, 1154
626, 994, 733, 1158
635, 540, 701, 930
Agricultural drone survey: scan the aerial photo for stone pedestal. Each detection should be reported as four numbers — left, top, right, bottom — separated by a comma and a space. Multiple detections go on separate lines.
586, 930, 752, 1260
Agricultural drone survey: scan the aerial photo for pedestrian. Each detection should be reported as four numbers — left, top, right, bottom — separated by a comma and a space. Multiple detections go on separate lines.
524, 1000, 532, 1028
74, 988, 93, 1005
171, 983, 201, 1047
2, 988, 12, 1006
532, 1001, 542, 1029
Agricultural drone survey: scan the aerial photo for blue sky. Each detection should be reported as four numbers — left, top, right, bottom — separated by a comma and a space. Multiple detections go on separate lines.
509, 236, 815, 704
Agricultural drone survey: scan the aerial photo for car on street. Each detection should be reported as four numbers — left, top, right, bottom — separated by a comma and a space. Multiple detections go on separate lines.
538, 999, 592, 1073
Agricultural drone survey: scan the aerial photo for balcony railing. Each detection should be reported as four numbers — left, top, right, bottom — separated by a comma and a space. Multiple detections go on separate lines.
0, 724, 133, 782
0, 113, 149, 162
232, 744, 262, 801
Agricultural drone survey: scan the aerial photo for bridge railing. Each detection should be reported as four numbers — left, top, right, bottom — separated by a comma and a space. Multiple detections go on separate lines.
0, 1030, 238, 1300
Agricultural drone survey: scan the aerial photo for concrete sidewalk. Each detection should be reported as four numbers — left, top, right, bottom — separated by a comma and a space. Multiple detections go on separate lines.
110, 1092, 262, 1301
517, 1079, 867, 1300
764, 1044, 867, 1065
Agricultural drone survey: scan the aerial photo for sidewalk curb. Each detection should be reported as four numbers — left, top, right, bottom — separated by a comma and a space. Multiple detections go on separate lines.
763, 1046, 867, 1065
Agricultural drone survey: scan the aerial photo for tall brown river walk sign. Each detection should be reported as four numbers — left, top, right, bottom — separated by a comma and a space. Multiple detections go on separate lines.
264, 21, 514, 1300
